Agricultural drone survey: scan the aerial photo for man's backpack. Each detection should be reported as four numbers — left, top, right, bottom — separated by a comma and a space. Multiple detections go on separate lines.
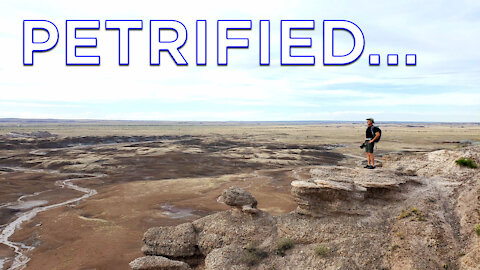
371, 126, 382, 142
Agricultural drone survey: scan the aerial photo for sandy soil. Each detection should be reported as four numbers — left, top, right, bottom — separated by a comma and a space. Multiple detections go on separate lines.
0, 121, 479, 270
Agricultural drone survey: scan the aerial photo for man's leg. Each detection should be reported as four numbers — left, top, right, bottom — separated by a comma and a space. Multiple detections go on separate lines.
366, 142, 373, 165
368, 142, 375, 167
366, 147, 372, 165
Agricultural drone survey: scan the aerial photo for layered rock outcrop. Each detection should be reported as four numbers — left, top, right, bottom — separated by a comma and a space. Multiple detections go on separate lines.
130, 147, 480, 269
291, 166, 415, 217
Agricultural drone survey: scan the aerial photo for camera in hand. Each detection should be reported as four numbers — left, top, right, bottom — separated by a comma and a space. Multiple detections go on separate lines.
360, 142, 366, 149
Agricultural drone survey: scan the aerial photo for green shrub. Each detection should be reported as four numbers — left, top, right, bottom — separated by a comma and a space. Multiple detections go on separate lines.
475, 224, 480, 236
398, 209, 413, 219
274, 238, 294, 256
455, 158, 478, 169
398, 207, 425, 221
314, 245, 329, 257
242, 251, 260, 266
242, 244, 268, 266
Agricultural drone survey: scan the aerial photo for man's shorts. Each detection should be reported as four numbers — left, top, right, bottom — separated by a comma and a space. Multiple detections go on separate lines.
365, 140, 374, 153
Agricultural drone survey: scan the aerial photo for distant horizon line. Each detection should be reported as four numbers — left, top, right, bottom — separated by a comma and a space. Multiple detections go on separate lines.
0, 118, 478, 125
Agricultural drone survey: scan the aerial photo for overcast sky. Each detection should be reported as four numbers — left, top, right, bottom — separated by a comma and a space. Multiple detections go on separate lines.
0, 0, 479, 122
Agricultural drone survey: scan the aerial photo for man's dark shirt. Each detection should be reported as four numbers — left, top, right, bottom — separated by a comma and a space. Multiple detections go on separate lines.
366, 126, 380, 140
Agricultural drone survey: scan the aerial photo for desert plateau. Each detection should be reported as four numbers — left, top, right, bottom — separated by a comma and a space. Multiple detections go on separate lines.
0, 119, 478, 270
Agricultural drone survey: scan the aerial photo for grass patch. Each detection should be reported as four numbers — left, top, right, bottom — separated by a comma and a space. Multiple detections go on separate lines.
475, 224, 480, 236
274, 238, 294, 256
314, 244, 329, 257
398, 208, 414, 219
455, 158, 478, 169
398, 207, 425, 221
242, 243, 268, 266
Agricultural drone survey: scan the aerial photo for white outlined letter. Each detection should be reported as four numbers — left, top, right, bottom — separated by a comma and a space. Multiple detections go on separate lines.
23, 20, 59, 65
259, 20, 270, 65
150, 20, 188, 65
217, 20, 251, 65
323, 20, 364, 65
105, 20, 143, 65
196, 20, 207, 65
66, 20, 101, 65
280, 20, 315, 65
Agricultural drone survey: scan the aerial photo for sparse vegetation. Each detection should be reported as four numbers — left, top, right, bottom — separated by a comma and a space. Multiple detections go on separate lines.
314, 244, 329, 257
267, 264, 276, 270
242, 251, 261, 266
274, 238, 294, 256
398, 208, 413, 219
398, 207, 425, 221
475, 224, 480, 236
242, 243, 268, 266
455, 158, 478, 169
391, 244, 400, 251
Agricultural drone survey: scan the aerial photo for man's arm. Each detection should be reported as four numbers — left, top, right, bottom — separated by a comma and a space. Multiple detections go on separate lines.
369, 132, 380, 143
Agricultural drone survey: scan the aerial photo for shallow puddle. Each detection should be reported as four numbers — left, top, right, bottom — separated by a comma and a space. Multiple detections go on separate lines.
160, 204, 200, 219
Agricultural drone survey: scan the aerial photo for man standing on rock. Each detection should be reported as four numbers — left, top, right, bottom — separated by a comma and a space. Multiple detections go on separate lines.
364, 118, 381, 169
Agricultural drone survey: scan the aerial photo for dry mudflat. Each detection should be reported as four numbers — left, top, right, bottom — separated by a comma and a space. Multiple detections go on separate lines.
0, 121, 478, 269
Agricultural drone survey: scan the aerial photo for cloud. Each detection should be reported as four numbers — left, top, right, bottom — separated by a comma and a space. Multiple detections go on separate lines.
0, 0, 479, 121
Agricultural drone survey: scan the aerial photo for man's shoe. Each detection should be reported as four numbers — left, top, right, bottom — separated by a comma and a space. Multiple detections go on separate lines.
364, 165, 371, 168
368, 165, 376, 169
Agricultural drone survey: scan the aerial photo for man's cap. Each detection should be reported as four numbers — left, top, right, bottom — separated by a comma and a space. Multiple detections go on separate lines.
366, 118, 375, 123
